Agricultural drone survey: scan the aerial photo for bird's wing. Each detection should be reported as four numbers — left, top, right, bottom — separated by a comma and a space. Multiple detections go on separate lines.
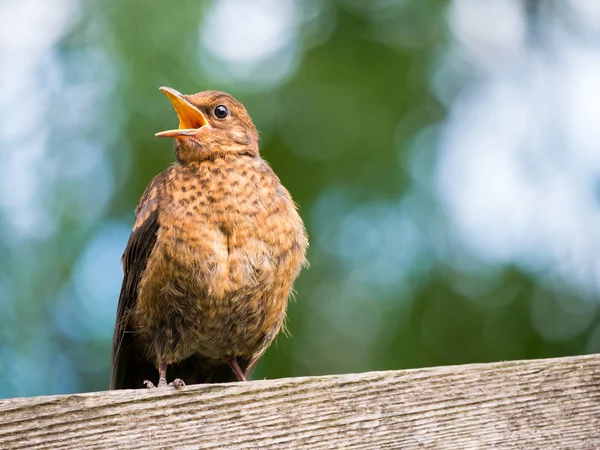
110, 177, 162, 389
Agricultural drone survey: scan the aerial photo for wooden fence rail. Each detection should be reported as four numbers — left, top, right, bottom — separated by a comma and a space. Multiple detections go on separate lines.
1, 354, 599, 449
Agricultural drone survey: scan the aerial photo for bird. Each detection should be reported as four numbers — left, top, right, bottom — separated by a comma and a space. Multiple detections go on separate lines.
110, 86, 308, 390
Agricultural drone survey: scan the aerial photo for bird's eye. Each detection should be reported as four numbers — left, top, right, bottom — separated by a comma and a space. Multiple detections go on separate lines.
214, 105, 228, 119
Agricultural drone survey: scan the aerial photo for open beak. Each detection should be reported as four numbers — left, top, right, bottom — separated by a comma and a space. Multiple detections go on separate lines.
155, 86, 208, 138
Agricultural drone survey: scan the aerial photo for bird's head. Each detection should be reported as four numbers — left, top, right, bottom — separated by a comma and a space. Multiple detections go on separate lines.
156, 87, 259, 162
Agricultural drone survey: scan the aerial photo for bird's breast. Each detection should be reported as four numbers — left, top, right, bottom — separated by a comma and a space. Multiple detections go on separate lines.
162, 159, 295, 295
139, 157, 305, 305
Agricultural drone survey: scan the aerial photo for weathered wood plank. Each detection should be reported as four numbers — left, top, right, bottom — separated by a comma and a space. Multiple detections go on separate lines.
0, 354, 599, 449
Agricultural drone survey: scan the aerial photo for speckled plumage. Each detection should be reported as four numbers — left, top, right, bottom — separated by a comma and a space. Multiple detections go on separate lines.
111, 89, 307, 389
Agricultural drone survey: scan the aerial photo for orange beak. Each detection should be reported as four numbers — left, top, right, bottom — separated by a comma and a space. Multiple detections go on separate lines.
155, 86, 208, 138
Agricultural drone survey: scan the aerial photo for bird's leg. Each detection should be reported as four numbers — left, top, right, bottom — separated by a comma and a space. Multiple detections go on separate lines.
228, 358, 248, 382
158, 362, 168, 387
143, 362, 170, 389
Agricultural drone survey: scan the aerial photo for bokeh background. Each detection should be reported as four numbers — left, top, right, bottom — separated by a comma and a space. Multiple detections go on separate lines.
2, 0, 600, 398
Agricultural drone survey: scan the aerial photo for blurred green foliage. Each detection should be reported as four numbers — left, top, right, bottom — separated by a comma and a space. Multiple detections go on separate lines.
1, 0, 599, 398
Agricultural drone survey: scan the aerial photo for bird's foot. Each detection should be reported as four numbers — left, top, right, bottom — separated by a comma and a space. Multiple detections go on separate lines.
143, 377, 183, 390
168, 378, 186, 390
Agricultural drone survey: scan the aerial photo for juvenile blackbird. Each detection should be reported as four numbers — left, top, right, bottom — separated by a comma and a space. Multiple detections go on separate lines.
110, 87, 308, 389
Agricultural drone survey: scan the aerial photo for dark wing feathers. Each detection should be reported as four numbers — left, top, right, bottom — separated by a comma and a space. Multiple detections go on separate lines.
110, 187, 160, 390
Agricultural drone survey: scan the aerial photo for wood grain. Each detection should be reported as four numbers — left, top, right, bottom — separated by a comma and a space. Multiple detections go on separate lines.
1, 354, 599, 449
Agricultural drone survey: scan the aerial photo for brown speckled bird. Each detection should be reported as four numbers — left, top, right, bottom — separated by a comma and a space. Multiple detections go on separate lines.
110, 87, 308, 389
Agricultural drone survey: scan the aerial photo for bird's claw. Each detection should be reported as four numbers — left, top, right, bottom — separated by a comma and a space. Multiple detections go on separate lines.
169, 378, 186, 390
143, 378, 185, 390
